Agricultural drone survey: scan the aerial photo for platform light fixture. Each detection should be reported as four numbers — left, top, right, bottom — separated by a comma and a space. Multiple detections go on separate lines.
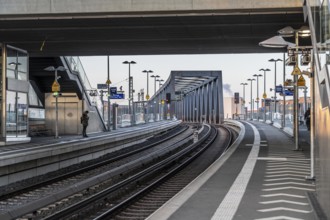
253, 74, 263, 120
156, 79, 164, 89
150, 74, 160, 95
279, 26, 311, 151
123, 61, 136, 115
259, 35, 295, 48
259, 25, 312, 154
240, 82, 248, 118
142, 70, 152, 123
269, 58, 283, 123
44, 65, 66, 139
142, 70, 153, 101
259, 68, 270, 121
247, 78, 255, 120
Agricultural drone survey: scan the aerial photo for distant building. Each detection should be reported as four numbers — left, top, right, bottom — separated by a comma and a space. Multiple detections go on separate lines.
223, 97, 245, 119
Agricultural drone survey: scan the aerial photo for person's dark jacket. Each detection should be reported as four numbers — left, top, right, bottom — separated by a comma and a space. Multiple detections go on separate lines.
81, 111, 89, 126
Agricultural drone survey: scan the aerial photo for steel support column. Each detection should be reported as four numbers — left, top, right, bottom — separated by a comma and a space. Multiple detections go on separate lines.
208, 82, 212, 123
199, 88, 202, 123
215, 78, 221, 124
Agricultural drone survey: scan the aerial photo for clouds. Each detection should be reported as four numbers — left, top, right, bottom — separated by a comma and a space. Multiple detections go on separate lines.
223, 83, 233, 96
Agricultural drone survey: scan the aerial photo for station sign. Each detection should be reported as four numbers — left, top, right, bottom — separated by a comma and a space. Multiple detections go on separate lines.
110, 87, 117, 95
97, 84, 108, 89
110, 93, 125, 99
275, 85, 283, 93
284, 90, 294, 96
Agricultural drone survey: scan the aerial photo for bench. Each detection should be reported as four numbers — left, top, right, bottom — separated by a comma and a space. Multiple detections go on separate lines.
29, 124, 52, 136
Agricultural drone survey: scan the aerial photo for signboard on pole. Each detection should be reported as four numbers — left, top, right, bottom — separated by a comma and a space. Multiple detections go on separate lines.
297, 75, 306, 87
52, 81, 60, 92
110, 87, 117, 95
234, 92, 239, 104
110, 93, 125, 99
284, 90, 294, 96
97, 84, 108, 89
291, 65, 302, 75
275, 85, 283, 93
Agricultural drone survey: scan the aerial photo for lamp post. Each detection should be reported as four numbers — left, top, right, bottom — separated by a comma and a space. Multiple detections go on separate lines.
240, 82, 248, 118
150, 74, 160, 95
282, 53, 286, 129
269, 58, 283, 123
259, 25, 312, 154
156, 79, 164, 119
107, 56, 111, 131
44, 66, 66, 139
142, 70, 152, 101
156, 79, 164, 90
123, 61, 136, 115
247, 78, 255, 120
253, 74, 263, 120
259, 68, 271, 121
143, 70, 152, 122
278, 26, 310, 151
150, 75, 160, 119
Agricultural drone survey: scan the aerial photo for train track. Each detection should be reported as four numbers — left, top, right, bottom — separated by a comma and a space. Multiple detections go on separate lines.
0, 124, 193, 220
95, 125, 232, 220
40, 124, 234, 220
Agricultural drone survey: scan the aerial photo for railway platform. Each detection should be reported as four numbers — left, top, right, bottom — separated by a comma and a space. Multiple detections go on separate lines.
0, 120, 181, 187
148, 121, 319, 220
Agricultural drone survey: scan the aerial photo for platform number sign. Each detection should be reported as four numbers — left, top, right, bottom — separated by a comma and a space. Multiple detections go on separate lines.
234, 92, 239, 104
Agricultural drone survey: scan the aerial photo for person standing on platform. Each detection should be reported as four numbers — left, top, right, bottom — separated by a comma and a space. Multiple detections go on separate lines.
81, 110, 89, 137
304, 107, 311, 131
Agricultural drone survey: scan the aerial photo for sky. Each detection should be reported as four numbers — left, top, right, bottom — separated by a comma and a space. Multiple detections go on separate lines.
80, 53, 311, 109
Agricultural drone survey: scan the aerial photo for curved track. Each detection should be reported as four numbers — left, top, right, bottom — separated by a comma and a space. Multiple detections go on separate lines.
0, 124, 236, 220
91, 125, 233, 220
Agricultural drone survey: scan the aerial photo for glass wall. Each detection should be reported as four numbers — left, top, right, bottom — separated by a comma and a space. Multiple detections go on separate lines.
310, 0, 330, 67
0, 45, 2, 138
1, 45, 29, 141
6, 91, 28, 136
6, 47, 28, 80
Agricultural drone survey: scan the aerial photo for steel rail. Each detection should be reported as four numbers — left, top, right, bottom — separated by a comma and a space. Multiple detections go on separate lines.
0, 125, 188, 200
93, 125, 219, 220
44, 125, 214, 220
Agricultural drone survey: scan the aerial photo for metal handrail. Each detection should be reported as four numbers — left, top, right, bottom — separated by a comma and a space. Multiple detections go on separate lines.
63, 56, 107, 130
